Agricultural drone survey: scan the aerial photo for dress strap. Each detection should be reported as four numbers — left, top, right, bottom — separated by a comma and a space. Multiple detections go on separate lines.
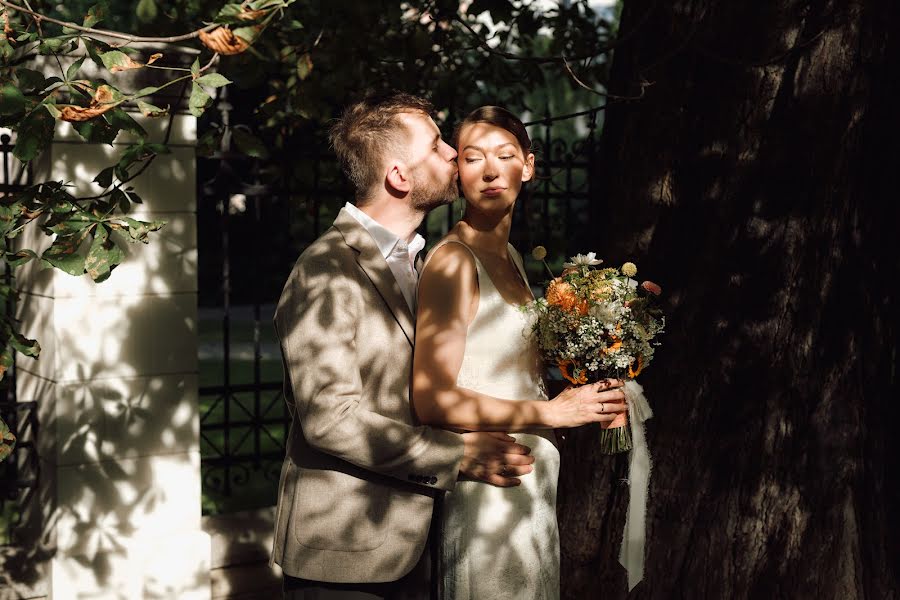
421, 239, 482, 274
507, 244, 531, 288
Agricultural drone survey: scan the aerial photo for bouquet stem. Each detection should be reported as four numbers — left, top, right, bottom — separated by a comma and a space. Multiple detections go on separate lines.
599, 419, 632, 455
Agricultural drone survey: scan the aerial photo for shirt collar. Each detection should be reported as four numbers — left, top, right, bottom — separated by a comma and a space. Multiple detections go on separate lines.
343, 202, 425, 260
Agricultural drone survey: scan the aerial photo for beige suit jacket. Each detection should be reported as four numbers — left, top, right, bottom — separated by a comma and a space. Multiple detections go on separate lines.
271, 208, 465, 583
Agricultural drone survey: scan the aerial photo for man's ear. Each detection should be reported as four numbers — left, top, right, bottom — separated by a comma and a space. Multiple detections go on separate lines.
522, 153, 536, 183
386, 162, 411, 194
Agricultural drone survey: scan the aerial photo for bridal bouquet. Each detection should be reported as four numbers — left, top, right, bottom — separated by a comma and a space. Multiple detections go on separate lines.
525, 248, 665, 454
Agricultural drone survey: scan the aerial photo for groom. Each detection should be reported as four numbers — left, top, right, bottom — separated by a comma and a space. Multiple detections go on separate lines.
271, 93, 535, 599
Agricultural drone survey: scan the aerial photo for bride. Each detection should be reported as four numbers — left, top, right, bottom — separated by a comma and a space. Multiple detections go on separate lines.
412, 106, 627, 599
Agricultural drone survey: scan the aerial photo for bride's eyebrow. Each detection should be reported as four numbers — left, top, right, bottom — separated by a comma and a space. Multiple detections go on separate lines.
461, 142, 517, 152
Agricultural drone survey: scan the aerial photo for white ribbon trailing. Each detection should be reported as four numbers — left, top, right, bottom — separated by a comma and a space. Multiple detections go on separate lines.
618, 379, 654, 592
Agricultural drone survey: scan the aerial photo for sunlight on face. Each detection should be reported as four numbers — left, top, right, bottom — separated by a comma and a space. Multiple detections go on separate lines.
456, 123, 534, 211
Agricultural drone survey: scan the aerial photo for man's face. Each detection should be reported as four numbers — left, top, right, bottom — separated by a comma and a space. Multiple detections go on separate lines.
395, 111, 459, 211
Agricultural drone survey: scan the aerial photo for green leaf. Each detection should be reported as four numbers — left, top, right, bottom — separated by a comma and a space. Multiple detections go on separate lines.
15, 32, 37, 43
214, 3, 248, 25
44, 211, 95, 236
136, 0, 158, 23
41, 230, 90, 276
296, 53, 313, 80
13, 108, 55, 162
93, 166, 115, 188
0, 40, 14, 62
74, 116, 119, 145
84, 3, 108, 28
112, 188, 130, 213
38, 37, 69, 55
66, 57, 87, 81
233, 25, 262, 45
196, 126, 223, 157
232, 128, 270, 159
134, 86, 160, 98
123, 217, 166, 243
0, 416, 15, 463
100, 50, 142, 73
105, 108, 146, 139
188, 82, 211, 118
142, 143, 171, 155
190, 58, 200, 77
15, 68, 46, 92
10, 331, 40, 358
84, 38, 110, 69
116, 143, 145, 171
0, 85, 26, 116
136, 99, 168, 118
44, 103, 62, 119
84, 225, 123, 282
5, 249, 40, 268
195, 73, 232, 89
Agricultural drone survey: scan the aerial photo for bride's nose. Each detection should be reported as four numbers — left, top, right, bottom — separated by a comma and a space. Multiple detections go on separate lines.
482, 160, 498, 181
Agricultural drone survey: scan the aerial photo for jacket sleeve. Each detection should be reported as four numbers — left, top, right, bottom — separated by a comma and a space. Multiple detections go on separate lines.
275, 256, 465, 492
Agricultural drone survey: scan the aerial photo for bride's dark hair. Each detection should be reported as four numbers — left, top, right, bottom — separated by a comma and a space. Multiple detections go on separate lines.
452, 106, 532, 153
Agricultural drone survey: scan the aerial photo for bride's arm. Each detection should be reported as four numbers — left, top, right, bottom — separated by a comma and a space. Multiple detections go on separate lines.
412, 243, 624, 431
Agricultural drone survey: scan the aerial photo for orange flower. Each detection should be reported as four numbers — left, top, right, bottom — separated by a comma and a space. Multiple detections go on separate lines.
628, 354, 644, 378
641, 281, 662, 296
600, 335, 622, 355
558, 360, 588, 385
546, 278, 588, 315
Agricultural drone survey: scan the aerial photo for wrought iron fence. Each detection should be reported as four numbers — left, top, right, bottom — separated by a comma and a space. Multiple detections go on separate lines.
197, 101, 604, 513
1, 132, 38, 546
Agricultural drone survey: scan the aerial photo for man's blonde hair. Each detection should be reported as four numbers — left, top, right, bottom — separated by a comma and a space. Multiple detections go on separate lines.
329, 93, 434, 201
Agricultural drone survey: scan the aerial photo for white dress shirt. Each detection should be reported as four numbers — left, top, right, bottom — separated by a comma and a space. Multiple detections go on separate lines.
342, 202, 425, 313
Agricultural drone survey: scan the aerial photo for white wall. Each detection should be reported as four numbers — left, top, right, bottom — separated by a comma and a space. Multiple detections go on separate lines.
14, 113, 210, 599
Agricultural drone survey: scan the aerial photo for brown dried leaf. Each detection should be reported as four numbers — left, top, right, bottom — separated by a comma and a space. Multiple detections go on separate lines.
199, 26, 255, 56
239, 8, 267, 21
147, 52, 163, 65
59, 85, 120, 122
59, 105, 111, 121
2, 9, 13, 38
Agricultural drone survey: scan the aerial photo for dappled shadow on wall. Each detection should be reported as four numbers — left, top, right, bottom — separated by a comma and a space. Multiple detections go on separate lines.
4, 115, 211, 597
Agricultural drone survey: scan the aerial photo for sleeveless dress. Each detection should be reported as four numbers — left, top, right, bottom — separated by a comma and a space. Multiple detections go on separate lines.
422, 240, 561, 600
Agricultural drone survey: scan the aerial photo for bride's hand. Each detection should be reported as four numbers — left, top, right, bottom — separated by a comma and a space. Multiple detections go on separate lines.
545, 379, 627, 428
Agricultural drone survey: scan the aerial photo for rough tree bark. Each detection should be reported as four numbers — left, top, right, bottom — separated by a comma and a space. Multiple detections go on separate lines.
558, 1, 900, 598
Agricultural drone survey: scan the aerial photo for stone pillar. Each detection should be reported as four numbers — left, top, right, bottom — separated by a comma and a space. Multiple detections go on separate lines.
14, 113, 209, 598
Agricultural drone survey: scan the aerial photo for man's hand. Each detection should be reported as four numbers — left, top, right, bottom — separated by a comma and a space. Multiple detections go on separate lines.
459, 432, 534, 487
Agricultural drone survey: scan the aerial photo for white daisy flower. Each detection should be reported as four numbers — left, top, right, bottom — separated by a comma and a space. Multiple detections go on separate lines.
563, 252, 603, 268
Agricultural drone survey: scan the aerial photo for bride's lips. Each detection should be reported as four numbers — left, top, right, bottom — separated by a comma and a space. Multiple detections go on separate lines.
481, 187, 506, 196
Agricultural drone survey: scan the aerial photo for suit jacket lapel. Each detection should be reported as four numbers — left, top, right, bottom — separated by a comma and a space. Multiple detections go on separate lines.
334, 208, 416, 345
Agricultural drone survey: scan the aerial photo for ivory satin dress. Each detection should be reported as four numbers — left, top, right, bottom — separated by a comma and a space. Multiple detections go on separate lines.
422, 240, 560, 600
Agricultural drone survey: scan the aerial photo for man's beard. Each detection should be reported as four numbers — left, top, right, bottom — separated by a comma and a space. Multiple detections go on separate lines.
409, 170, 459, 211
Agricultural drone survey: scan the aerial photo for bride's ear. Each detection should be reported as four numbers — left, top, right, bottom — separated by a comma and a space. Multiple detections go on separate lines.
522, 153, 536, 183
386, 162, 411, 194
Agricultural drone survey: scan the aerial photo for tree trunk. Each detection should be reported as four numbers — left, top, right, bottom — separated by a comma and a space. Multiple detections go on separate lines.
558, 1, 900, 598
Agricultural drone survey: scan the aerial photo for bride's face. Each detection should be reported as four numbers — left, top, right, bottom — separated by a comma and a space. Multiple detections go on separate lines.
456, 122, 534, 212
